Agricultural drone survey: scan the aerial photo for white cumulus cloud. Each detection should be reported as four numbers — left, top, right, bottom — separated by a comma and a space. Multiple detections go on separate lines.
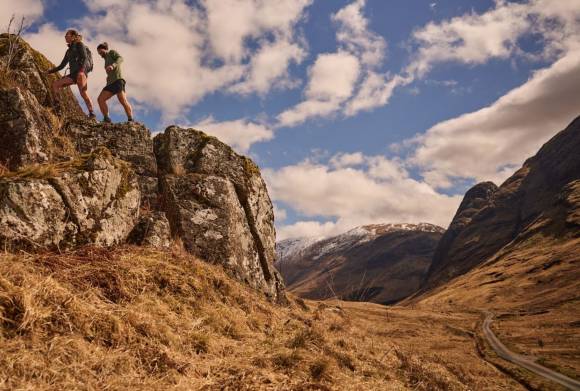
0, 0, 44, 26
265, 153, 461, 240
24, 0, 312, 121
190, 116, 274, 154
277, 52, 360, 127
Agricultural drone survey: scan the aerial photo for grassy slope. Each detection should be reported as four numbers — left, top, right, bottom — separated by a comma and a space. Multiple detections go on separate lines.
0, 246, 523, 390
414, 231, 580, 389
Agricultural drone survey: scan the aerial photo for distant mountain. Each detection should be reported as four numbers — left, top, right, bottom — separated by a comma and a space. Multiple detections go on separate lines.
423, 115, 580, 292
275, 223, 444, 304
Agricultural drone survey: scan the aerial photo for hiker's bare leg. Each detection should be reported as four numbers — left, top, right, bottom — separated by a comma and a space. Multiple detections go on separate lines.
76, 72, 94, 113
52, 76, 74, 95
117, 90, 133, 119
98, 90, 114, 117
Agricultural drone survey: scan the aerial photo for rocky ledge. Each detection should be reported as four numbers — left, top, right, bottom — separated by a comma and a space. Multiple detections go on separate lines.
0, 35, 285, 302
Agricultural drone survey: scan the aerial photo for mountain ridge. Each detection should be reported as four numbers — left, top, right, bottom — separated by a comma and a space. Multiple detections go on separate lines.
276, 222, 444, 304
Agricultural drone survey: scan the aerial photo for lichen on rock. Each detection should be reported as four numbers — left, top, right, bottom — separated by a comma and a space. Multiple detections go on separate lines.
0, 148, 140, 250
155, 126, 285, 302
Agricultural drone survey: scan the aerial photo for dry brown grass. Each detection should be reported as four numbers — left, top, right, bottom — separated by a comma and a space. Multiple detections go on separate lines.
0, 244, 533, 390
0, 148, 114, 181
411, 230, 580, 389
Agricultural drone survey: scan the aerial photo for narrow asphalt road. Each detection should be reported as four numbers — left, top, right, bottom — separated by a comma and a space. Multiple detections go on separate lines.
482, 313, 580, 391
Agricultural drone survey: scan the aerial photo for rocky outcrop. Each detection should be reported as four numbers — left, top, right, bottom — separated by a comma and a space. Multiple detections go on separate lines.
0, 37, 285, 302
63, 120, 159, 206
128, 211, 171, 249
0, 34, 83, 119
0, 35, 84, 171
0, 148, 140, 250
0, 88, 55, 169
154, 127, 284, 301
276, 223, 444, 304
424, 116, 580, 289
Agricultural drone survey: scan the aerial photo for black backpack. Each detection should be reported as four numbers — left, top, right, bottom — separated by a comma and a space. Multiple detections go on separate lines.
83, 44, 93, 73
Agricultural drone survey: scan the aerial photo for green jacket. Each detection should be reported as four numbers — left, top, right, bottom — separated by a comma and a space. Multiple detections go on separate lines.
104, 50, 123, 85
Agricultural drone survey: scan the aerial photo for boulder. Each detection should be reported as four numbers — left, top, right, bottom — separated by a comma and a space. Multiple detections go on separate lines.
0, 88, 54, 170
128, 211, 172, 249
154, 127, 284, 301
0, 148, 140, 250
63, 120, 159, 206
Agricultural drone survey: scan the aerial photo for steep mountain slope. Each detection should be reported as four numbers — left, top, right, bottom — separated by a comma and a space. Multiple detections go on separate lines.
423, 115, 580, 290
414, 116, 580, 382
276, 223, 444, 304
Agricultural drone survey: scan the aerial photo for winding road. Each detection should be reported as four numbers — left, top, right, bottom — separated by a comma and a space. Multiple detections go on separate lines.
482, 313, 580, 391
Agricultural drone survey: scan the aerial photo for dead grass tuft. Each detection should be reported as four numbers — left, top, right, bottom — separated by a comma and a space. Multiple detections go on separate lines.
309, 358, 331, 381
272, 349, 302, 370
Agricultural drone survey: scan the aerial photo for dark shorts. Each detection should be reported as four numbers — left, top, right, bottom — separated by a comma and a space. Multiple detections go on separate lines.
103, 79, 126, 95
65, 71, 80, 83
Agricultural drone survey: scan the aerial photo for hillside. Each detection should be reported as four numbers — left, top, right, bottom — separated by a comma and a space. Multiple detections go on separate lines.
413, 117, 580, 384
276, 224, 444, 304
424, 116, 580, 290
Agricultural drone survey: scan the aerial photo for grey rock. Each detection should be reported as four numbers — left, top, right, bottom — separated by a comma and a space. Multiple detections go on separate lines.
0, 35, 83, 171
0, 88, 53, 170
154, 127, 284, 301
0, 148, 140, 250
63, 120, 159, 207
128, 211, 172, 249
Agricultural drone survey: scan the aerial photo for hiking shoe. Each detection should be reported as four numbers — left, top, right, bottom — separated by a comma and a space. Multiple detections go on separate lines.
102, 116, 112, 123
88, 112, 96, 120
127, 117, 134, 122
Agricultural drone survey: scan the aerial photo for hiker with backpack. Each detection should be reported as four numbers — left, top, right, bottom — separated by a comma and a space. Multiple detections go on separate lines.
47, 29, 96, 119
96, 42, 133, 123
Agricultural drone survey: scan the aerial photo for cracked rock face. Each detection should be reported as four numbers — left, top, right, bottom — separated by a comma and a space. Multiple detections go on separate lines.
155, 127, 285, 302
63, 120, 159, 207
0, 88, 54, 170
0, 149, 140, 250
128, 211, 172, 249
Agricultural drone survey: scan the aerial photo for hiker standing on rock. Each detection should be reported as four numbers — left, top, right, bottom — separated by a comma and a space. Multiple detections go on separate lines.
96, 42, 133, 123
47, 29, 96, 119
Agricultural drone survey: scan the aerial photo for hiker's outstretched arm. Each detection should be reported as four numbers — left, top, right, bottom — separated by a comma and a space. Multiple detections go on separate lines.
48, 53, 68, 73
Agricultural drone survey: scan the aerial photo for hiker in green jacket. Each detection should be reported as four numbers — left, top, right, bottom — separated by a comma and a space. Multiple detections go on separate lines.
48, 29, 95, 118
96, 42, 133, 123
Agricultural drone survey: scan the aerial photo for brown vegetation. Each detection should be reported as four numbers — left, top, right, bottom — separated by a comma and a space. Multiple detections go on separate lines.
0, 245, 527, 390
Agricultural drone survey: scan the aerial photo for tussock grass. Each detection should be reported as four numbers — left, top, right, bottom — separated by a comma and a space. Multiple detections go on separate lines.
0, 245, 406, 390
0, 148, 118, 181
0, 245, 528, 389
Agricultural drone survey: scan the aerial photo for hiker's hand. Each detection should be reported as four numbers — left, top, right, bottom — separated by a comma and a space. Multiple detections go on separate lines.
105, 65, 113, 72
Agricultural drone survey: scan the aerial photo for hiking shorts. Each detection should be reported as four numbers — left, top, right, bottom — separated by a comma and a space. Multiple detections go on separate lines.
66, 71, 81, 84
103, 79, 126, 95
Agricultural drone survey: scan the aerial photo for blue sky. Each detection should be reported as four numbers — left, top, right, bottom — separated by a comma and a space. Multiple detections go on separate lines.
5, 0, 580, 239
